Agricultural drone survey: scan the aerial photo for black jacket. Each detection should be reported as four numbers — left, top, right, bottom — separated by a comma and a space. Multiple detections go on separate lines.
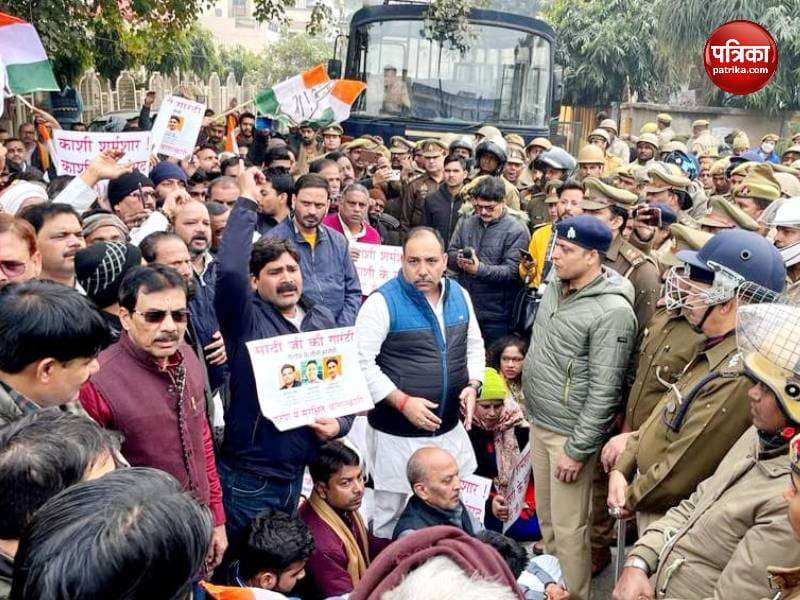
393, 495, 477, 540
422, 183, 463, 248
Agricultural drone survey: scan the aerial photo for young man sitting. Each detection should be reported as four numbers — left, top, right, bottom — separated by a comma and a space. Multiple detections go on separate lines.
203, 508, 314, 599
298, 441, 387, 599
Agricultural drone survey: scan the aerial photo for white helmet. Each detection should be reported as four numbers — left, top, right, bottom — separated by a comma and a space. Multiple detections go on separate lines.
762, 197, 800, 267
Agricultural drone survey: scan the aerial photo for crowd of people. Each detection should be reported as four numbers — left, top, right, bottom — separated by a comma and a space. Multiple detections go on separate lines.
2, 97, 800, 600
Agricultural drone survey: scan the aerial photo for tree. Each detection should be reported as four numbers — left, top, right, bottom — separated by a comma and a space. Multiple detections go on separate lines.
218, 45, 262, 82
257, 33, 333, 87
544, 0, 676, 106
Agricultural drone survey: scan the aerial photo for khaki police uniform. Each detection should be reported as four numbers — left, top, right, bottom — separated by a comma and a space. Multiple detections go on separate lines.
615, 334, 753, 523
624, 308, 704, 430
400, 139, 446, 230
582, 177, 661, 333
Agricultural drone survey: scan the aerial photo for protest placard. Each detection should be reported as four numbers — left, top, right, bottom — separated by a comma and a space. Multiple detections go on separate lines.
246, 327, 373, 431
503, 443, 531, 533
51, 130, 150, 176
461, 474, 493, 523
150, 95, 205, 159
352, 242, 402, 294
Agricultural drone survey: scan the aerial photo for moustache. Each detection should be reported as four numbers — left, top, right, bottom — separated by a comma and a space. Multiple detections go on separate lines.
191, 233, 209, 242
154, 333, 180, 343
277, 283, 298, 294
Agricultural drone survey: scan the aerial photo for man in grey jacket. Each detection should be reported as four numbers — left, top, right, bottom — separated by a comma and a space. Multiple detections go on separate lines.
523, 215, 636, 600
447, 176, 530, 346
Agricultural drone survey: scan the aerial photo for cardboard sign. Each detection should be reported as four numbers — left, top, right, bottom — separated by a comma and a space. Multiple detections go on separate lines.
150, 95, 205, 159
503, 443, 531, 533
352, 242, 402, 295
51, 130, 150, 176
461, 474, 493, 523
246, 327, 373, 431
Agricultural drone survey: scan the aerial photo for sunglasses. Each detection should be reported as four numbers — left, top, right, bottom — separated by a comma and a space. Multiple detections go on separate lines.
0, 260, 27, 278
134, 309, 189, 324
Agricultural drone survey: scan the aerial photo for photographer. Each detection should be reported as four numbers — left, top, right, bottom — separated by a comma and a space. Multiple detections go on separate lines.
447, 176, 530, 347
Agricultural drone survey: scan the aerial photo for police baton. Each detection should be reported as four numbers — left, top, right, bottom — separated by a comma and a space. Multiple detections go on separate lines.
609, 506, 629, 582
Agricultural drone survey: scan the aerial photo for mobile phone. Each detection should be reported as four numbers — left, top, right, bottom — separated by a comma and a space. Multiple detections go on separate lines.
387, 169, 401, 182
255, 116, 271, 131
635, 206, 662, 228
462, 247, 474, 260
519, 249, 533, 260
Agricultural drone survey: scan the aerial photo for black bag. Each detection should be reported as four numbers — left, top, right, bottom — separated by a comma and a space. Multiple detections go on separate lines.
510, 282, 542, 337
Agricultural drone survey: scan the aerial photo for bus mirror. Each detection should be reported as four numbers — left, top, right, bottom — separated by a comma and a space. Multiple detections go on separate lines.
328, 59, 342, 79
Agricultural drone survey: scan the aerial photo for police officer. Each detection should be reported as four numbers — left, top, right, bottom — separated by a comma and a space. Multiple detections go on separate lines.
524, 136, 552, 164
643, 168, 695, 226
320, 123, 344, 152
608, 230, 786, 532
587, 128, 623, 176
599, 119, 630, 165
613, 300, 800, 600
463, 136, 521, 210
576, 145, 606, 181
503, 144, 530, 191
449, 135, 475, 166
655, 112, 675, 146
698, 196, 761, 234
401, 139, 447, 230
581, 178, 661, 333
733, 163, 782, 221
634, 133, 659, 168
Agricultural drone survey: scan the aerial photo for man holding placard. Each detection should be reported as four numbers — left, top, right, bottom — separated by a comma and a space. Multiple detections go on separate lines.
356, 226, 485, 539
214, 166, 354, 555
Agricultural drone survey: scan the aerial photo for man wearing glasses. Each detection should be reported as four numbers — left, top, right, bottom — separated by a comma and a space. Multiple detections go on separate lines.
446, 176, 530, 347
107, 171, 157, 229
79, 264, 228, 571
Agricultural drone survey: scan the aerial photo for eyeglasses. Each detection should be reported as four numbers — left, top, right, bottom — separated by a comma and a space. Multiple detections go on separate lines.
474, 202, 499, 213
134, 309, 189, 324
0, 260, 26, 278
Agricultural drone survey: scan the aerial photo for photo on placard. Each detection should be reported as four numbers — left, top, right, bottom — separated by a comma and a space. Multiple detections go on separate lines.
323, 355, 343, 381
279, 363, 301, 390
302, 359, 322, 384
167, 114, 184, 132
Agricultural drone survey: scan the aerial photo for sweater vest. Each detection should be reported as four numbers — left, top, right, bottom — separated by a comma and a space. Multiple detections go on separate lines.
368, 276, 469, 437
91, 333, 210, 505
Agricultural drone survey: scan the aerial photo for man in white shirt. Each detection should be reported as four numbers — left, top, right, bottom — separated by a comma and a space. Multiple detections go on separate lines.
356, 226, 485, 538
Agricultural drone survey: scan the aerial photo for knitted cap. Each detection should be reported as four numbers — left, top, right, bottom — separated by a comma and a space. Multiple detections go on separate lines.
81, 211, 130, 241
479, 368, 508, 403
75, 242, 142, 309
150, 161, 188, 186
107, 172, 154, 207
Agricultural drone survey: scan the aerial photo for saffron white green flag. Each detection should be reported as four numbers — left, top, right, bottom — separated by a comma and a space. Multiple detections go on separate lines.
0, 12, 59, 94
255, 64, 366, 126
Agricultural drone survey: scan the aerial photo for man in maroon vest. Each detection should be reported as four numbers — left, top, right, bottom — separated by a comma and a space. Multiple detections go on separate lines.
79, 264, 228, 570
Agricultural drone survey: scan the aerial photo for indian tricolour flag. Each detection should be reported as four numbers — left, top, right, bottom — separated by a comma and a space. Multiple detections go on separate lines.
0, 12, 59, 94
255, 64, 366, 126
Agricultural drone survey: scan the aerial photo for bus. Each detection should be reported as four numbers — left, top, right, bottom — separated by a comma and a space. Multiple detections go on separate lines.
332, 1, 558, 142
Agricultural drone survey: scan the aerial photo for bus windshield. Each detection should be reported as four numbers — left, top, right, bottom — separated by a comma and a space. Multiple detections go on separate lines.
349, 19, 551, 128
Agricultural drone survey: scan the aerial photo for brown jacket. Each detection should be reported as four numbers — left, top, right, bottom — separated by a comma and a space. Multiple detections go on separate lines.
629, 428, 800, 599
616, 334, 752, 513
625, 308, 704, 431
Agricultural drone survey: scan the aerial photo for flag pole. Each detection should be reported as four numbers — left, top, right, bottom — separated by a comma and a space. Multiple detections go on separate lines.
15, 94, 60, 128
213, 98, 255, 123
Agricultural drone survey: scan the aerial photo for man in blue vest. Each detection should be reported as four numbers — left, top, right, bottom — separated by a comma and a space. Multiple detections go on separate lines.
356, 226, 485, 538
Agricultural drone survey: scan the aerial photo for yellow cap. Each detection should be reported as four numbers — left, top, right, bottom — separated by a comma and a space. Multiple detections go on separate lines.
389, 136, 415, 154
732, 131, 750, 152
637, 133, 660, 150
599, 119, 619, 134
762, 133, 780, 143
477, 125, 502, 139
692, 119, 710, 128
657, 113, 672, 123
659, 224, 714, 267
775, 172, 800, 197
661, 140, 689, 154
587, 128, 610, 144
320, 123, 343, 136
699, 197, 760, 231
782, 145, 800, 159
640, 122, 658, 135
709, 158, 730, 176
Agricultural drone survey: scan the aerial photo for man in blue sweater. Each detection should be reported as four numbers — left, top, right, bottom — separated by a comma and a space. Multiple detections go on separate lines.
265, 173, 362, 326
215, 167, 354, 556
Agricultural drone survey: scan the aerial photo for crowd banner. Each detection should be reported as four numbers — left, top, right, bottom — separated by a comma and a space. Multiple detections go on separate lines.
246, 327, 373, 431
503, 443, 532, 533
150, 95, 206, 159
51, 130, 151, 176
352, 242, 402, 295
460, 474, 493, 523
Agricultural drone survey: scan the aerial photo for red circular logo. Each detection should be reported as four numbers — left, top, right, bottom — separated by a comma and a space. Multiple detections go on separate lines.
703, 20, 778, 95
